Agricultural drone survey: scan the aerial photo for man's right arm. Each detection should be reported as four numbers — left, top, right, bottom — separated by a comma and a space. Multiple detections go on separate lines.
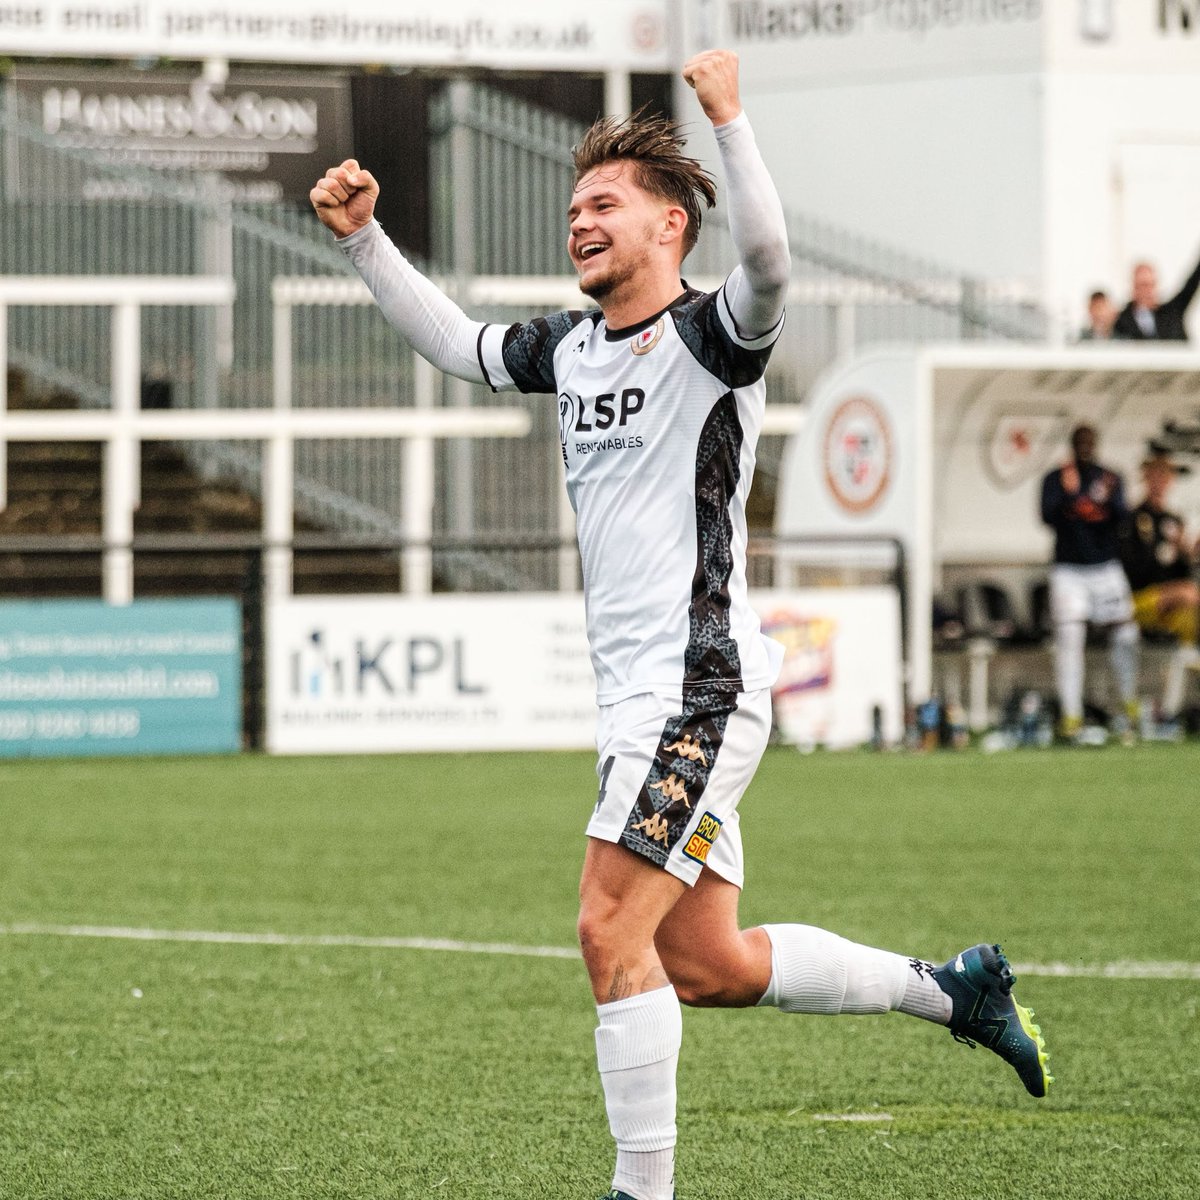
311, 159, 485, 383
338, 220, 486, 384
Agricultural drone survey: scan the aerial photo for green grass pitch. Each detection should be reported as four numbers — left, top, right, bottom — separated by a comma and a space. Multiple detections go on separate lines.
2, 744, 1199, 1198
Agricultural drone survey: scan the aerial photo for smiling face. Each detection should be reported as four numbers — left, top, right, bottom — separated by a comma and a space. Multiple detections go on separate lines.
567, 159, 683, 305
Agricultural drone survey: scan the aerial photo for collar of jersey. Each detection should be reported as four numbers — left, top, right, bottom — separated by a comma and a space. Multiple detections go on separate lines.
603, 285, 697, 342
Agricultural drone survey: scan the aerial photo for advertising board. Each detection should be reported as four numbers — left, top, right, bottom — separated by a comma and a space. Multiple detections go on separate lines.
699, 0, 1043, 86
0, 598, 242, 758
266, 589, 902, 754
266, 593, 596, 754
8, 67, 352, 202
0, 0, 670, 72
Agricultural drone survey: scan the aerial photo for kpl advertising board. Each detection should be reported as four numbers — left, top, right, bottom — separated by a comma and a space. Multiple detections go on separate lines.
267, 594, 597, 754
266, 590, 902, 754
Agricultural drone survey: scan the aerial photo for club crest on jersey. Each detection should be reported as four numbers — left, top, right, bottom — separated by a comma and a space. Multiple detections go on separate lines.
683, 811, 722, 865
631, 319, 664, 356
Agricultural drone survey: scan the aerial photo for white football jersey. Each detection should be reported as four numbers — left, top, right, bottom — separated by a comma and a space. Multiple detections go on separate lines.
478, 283, 785, 704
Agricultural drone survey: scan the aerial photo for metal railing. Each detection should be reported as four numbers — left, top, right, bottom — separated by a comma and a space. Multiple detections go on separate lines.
0, 304, 532, 606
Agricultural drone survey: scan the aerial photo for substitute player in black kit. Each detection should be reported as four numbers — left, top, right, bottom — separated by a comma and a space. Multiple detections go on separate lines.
312, 50, 1051, 1200
1040, 423, 1140, 742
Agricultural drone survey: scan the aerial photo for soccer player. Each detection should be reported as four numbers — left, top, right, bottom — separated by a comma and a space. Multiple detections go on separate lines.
312, 50, 1051, 1200
1118, 450, 1200, 727
1040, 424, 1140, 743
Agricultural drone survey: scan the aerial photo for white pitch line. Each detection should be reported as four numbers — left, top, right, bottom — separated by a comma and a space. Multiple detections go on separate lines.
2, 924, 1198, 979
812, 1113, 893, 1122
0, 922, 579, 960
1011, 960, 1200, 980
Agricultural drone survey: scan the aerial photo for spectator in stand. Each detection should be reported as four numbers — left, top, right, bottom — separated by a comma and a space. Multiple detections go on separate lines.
1078, 289, 1116, 341
1040, 424, 1140, 743
1113, 253, 1200, 341
1117, 450, 1200, 729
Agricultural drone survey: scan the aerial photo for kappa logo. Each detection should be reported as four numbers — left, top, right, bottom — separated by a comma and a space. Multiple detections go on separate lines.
649, 773, 689, 808
631, 318, 664, 356
683, 811, 722, 865
664, 733, 707, 766
632, 813, 671, 844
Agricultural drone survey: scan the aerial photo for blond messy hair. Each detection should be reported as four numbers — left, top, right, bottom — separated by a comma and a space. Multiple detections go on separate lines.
572, 110, 717, 259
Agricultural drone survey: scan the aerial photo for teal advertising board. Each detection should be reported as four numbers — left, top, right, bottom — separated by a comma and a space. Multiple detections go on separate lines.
0, 599, 241, 758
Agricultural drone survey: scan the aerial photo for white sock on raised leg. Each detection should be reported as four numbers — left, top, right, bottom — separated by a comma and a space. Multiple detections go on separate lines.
755, 924, 951, 1023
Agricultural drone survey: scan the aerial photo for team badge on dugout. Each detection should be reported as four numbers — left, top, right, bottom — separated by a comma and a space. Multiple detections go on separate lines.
631, 318, 664, 356
683, 811, 722, 865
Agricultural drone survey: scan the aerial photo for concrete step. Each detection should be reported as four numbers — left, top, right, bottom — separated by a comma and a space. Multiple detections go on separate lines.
0, 495, 100, 535
0, 376, 412, 597
6, 442, 103, 465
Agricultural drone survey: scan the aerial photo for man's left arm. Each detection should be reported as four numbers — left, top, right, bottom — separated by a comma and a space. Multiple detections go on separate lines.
684, 50, 790, 339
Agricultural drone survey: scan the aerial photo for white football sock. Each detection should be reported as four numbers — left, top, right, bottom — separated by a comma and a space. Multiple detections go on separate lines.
1055, 619, 1086, 722
1110, 620, 1139, 706
900, 957, 954, 1023
1164, 643, 1200, 718
755, 924, 950, 1023
595, 984, 681, 1200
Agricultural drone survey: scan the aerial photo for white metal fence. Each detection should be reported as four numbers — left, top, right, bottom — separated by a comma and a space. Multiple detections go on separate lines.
0, 275, 533, 604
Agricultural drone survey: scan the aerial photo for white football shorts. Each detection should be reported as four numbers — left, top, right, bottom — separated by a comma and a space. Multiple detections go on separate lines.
585, 686, 773, 888
1050, 560, 1134, 626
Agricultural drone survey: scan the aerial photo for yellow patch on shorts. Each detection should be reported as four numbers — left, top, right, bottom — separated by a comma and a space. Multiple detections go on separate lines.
683, 811, 722, 864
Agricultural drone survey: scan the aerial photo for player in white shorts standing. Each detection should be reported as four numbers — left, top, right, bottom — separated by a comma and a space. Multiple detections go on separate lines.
312, 49, 1051, 1200
1040, 423, 1140, 742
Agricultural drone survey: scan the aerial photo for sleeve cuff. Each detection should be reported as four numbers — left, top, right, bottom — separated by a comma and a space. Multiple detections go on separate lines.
713, 110, 750, 140
334, 219, 382, 249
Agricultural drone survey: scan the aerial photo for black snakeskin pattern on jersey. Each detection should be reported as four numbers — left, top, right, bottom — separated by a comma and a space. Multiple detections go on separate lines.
619, 393, 746, 868
670, 288, 773, 388
498, 310, 591, 393
685, 391, 744, 689
619, 686, 738, 868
